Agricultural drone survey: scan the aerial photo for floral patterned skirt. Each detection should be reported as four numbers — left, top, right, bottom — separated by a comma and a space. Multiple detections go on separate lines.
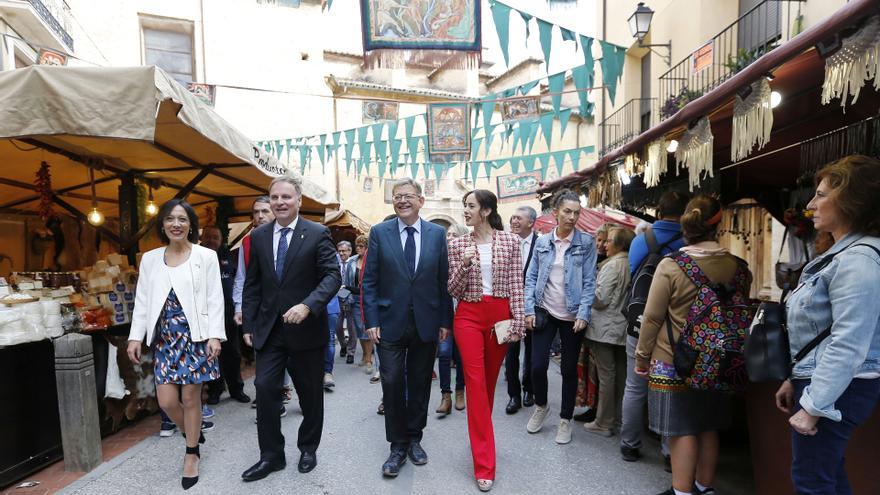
152, 289, 220, 385
647, 360, 730, 436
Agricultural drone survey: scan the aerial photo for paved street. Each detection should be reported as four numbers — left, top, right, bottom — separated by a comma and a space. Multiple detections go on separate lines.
60, 353, 752, 495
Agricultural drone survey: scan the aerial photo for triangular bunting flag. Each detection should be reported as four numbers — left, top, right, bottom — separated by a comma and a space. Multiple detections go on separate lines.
390, 139, 402, 169
568, 148, 581, 172
344, 129, 356, 173
539, 113, 555, 148
469, 162, 480, 184
484, 161, 494, 180
519, 11, 533, 41
519, 79, 540, 95
298, 144, 309, 173
285, 138, 293, 164
537, 19, 554, 71
552, 150, 567, 176
484, 123, 496, 158
410, 161, 419, 179
374, 139, 388, 177
317, 134, 327, 168
471, 137, 483, 162
357, 127, 370, 163
522, 155, 537, 172
274, 139, 284, 160
548, 71, 566, 116
509, 156, 521, 174
433, 164, 445, 181
538, 153, 552, 179
527, 122, 540, 153
560, 27, 576, 48
489, 0, 512, 67
579, 35, 594, 69
600, 40, 626, 105
558, 108, 572, 138
331, 131, 341, 159
482, 94, 496, 137
387, 120, 399, 141
571, 64, 593, 117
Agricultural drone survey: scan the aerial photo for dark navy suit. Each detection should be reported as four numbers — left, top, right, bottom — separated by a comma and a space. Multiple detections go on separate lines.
362, 218, 453, 448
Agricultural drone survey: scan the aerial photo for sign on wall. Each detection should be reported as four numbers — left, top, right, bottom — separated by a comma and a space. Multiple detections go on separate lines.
497, 171, 542, 202
38, 49, 67, 66
692, 40, 713, 74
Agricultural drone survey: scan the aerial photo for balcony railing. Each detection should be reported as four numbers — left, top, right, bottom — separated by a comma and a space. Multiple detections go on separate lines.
599, 98, 658, 157
27, 0, 73, 50
658, 0, 805, 120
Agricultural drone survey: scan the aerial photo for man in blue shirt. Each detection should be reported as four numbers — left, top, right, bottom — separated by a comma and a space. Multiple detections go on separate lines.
620, 191, 689, 465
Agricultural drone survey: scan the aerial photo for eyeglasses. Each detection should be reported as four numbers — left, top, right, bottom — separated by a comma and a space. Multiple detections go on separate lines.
392, 194, 420, 202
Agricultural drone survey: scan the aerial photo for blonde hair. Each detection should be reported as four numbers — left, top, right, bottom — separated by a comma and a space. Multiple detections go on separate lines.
608, 227, 636, 251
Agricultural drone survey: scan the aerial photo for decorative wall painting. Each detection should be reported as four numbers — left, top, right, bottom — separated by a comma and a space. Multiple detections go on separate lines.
186, 83, 216, 107
501, 96, 540, 123
423, 179, 436, 197
496, 170, 542, 202
360, 0, 482, 69
362, 100, 399, 123
426, 103, 471, 161
37, 49, 67, 66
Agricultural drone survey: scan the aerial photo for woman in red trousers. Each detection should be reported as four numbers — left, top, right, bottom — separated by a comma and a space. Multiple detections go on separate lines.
448, 189, 525, 492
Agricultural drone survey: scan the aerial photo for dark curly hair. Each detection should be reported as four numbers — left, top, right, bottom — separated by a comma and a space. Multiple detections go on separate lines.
815, 154, 880, 236
156, 199, 200, 244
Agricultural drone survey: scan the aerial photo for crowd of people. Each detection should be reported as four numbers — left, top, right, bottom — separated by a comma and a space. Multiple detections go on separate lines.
126, 154, 880, 494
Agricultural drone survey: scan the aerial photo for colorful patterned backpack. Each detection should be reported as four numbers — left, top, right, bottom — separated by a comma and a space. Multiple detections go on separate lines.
667, 252, 753, 393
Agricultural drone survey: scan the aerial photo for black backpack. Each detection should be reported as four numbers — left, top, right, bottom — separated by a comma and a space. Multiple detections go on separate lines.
622, 226, 682, 336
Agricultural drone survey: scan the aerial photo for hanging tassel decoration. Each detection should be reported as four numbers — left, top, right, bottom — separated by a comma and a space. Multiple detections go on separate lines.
644, 138, 668, 188
732, 78, 774, 161
675, 117, 714, 191
821, 15, 880, 110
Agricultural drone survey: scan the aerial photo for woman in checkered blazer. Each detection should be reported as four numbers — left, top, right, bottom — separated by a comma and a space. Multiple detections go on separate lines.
447, 189, 525, 492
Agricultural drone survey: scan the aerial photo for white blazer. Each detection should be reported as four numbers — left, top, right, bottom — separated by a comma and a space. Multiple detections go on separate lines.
128, 244, 226, 345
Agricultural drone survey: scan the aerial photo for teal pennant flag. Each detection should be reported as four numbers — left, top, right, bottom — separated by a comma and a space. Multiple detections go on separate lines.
522, 155, 537, 172
579, 35, 594, 69
571, 64, 593, 118
371, 122, 384, 144
317, 135, 327, 169
344, 129, 355, 174
568, 148, 581, 172
274, 139, 284, 160
519, 79, 539, 95
298, 144, 309, 173
484, 123, 496, 158
357, 127, 370, 163
482, 94, 495, 137
560, 27, 576, 49
469, 162, 480, 184
600, 40, 626, 105
511, 122, 523, 154
387, 120, 398, 141
285, 138, 293, 164
390, 139, 402, 169
538, 153, 552, 180
527, 121, 540, 153
489, 0, 512, 67
433, 164, 445, 181
331, 131, 341, 159
409, 159, 419, 179
552, 150, 567, 176
484, 161, 495, 181
537, 19, 554, 71
374, 139, 387, 177
509, 156, 521, 174
519, 11, 533, 41
539, 113, 555, 148
471, 137, 483, 162
548, 71, 565, 116
558, 108, 572, 138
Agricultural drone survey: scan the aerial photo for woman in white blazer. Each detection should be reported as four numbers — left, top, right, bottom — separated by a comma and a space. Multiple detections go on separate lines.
126, 199, 225, 490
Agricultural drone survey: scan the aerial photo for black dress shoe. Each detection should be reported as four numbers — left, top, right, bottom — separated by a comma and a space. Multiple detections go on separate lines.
241, 459, 286, 482
181, 445, 200, 490
231, 392, 252, 403
408, 442, 428, 465
298, 451, 317, 473
206, 395, 220, 405
382, 449, 407, 477
340, 347, 347, 357
522, 391, 535, 407
620, 446, 641, 462
346, 354, 355, 364
505, 396, 522, 415
572, 408, 596, 423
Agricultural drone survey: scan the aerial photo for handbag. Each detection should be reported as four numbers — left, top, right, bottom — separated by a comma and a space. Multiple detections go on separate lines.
775, 228, 810, 291
493, 319, 512, 344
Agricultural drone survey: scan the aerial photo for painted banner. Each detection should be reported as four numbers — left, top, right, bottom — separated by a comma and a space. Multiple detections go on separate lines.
187, 82, 216, 107
38, 49, 67, 66
497, 170, 542, 202
360, 0, 481, 68
426, 102, 471, 160
362, 100, 399, 123
423, 179, 436, 197
501, 96, 540, 123
692, 40, 713, 74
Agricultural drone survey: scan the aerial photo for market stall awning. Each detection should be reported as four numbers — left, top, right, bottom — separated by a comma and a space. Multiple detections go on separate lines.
533, 208, 640, 235
0, 65, 337, 231
537, 0, 880, 211
324, 209, 372, 235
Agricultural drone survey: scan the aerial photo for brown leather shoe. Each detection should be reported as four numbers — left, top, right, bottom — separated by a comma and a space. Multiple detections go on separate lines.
435, 392, 452, 415
454, 390, 466, 411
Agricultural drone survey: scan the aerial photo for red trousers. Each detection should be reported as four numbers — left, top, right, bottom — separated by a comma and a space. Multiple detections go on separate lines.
454, 296, 511, 480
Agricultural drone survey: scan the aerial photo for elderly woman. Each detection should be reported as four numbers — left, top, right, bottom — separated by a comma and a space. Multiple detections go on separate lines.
775, 155, 880, 494
127, 199, 224, 490
583, 227, 636, 437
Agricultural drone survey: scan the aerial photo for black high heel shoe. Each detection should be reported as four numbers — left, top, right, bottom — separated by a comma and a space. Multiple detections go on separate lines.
181, 431, 206, 444
182, 445, 200, 490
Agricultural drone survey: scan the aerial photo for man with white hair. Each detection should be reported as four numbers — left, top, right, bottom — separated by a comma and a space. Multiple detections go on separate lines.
505, 206, 539, 414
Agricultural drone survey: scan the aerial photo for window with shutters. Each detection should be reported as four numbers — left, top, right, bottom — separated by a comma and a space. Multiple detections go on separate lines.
140, 16, 195, 87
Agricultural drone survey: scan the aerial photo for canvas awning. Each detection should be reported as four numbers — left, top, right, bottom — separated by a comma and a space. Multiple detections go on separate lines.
533, 208, 640, 235
0, 65, 337, 245
323, 209, 372, 235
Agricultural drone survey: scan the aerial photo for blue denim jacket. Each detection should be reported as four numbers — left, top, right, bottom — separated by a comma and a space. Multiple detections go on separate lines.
787, 233, 880, 421
524, 228, 597, 322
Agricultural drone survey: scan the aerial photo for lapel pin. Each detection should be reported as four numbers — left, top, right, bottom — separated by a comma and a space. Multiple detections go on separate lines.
301, 234, 304, 239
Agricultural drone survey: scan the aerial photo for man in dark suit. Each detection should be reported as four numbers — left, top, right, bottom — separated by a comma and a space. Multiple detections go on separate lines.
241, 176, 341, 482
505, 206, 539, 414
362, 178, 453, 477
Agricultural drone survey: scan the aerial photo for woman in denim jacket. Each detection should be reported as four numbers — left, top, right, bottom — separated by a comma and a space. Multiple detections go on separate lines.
775, 155, 880, 494
524, 189, 597, 445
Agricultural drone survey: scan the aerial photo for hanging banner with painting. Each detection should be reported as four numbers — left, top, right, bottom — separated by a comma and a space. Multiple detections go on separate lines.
359, 0, 481, 69
37, 49, 67, 66
186, 83, 216, 107
426, 103, 471, 162
501, 96, 540, 123
497, 170, 542, 202
362, 100, 399, 123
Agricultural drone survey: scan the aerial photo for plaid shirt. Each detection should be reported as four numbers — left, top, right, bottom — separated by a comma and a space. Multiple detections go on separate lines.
448, 230, 526, 339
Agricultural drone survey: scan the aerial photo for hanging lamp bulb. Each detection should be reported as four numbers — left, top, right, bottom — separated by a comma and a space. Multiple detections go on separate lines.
145, 183, 158, 216
87, 207, 104, 226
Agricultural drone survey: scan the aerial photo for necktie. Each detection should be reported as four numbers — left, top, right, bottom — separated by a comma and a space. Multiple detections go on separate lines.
276, 227, 291, 283
404, 226, 416, 276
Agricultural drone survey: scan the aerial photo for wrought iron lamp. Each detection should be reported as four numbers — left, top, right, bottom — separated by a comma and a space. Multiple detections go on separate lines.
628, 3, 672, 66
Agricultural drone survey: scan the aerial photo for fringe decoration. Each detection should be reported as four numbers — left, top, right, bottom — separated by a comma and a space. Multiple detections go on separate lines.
821, 15, 880, 110
732, 78, 774, 161
674, 117, 714, 192
363, 50, 482, 70
644, 138, 668, 188
586, 168, 621, 208
623, 153, 644, 178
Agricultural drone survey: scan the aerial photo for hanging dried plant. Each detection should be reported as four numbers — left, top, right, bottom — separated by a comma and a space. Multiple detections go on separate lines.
35, 161, 56, 221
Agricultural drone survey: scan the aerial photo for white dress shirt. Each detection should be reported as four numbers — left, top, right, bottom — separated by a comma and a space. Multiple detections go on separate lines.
273, 216, 299, 265
397, 217, 422, 270
478, 243, 493, 295
520, 233, 534, 271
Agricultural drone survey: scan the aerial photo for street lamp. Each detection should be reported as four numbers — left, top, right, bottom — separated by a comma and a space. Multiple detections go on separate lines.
627, 2, 672, 66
